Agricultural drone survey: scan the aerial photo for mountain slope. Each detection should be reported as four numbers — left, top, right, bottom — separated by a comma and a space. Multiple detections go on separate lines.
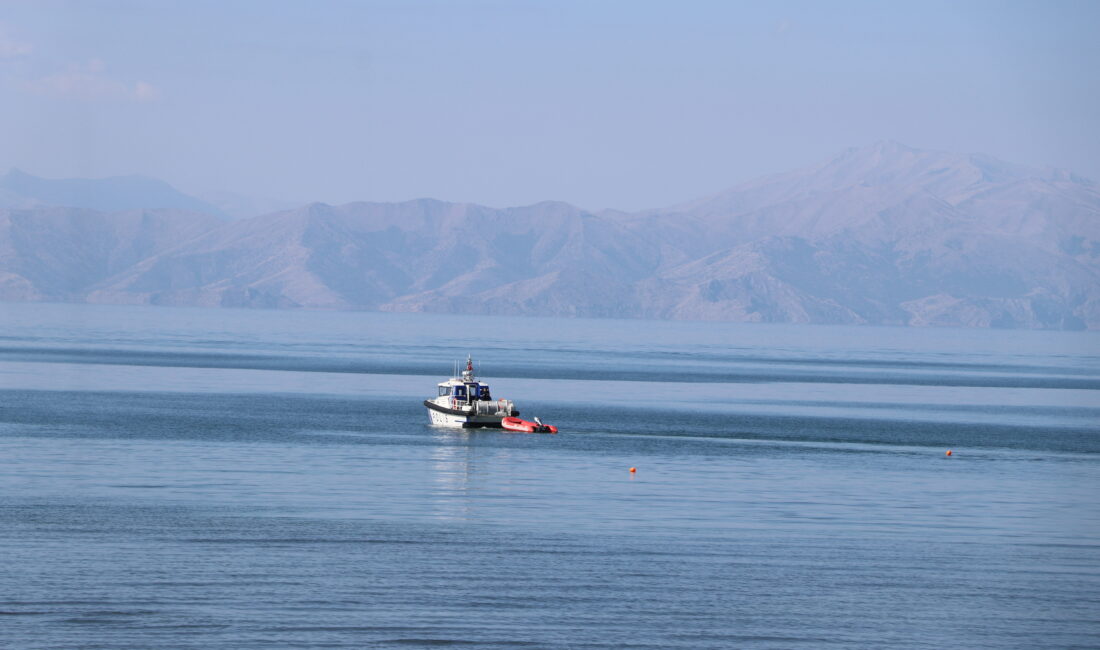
86, 200, 660, 312
0, 207, 225, 301
619, 141, 1100, 328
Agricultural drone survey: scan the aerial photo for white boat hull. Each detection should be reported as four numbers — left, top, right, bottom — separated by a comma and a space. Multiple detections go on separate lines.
428, 408, 470, 427
424, 399, 515, 428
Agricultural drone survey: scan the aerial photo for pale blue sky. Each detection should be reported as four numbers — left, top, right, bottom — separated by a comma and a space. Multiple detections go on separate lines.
0, 0, 1096, 210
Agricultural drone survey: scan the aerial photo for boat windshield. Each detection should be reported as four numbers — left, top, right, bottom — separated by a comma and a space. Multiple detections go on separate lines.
478, 385, 491, 400
452, 385, 467, 399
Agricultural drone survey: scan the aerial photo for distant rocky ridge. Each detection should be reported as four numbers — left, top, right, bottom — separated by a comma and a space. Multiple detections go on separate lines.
2, 141, 1098, 329
0, 168, 226, 218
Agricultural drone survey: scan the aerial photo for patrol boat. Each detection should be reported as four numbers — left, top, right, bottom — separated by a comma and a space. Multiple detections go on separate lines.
424, 356, 519, 428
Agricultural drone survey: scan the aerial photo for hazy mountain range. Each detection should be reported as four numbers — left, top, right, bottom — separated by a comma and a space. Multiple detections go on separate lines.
2, 141, 1098, 329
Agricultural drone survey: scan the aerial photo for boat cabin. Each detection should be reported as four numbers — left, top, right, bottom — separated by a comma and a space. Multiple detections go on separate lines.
437, 380, 492, 404
437, 356, 493, 406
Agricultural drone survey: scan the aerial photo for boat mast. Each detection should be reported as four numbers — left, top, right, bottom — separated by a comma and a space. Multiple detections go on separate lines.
462, 354, 474, 382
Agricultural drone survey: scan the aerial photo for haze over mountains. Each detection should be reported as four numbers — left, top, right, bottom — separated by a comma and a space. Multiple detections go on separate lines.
0, 168, 226, 218
2, 141, 1097, 329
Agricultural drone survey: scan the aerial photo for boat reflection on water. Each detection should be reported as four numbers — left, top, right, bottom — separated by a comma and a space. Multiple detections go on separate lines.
428, 432, 526, 523
429, 433, 479, 522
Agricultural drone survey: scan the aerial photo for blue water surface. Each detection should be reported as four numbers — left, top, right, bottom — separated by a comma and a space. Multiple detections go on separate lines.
0, 303, 1098, 649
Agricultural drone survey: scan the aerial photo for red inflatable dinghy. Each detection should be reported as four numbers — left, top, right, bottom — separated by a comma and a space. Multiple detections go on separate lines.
501, 416, 557, 434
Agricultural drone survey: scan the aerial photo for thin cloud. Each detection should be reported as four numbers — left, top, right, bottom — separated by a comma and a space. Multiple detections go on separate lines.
0, 25, 32, 59
133, 81, 158, 101
25, 59, 158, 102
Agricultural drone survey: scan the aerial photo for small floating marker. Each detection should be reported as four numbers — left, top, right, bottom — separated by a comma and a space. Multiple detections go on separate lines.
945, 450, 953, 457
629, 467, 637, 473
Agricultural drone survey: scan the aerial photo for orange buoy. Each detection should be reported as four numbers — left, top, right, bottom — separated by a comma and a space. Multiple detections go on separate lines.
629, 467, 637, 473
946, 450, 953, 456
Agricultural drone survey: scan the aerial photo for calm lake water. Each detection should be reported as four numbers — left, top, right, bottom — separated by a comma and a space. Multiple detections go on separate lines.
1, 302, 1098, 649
